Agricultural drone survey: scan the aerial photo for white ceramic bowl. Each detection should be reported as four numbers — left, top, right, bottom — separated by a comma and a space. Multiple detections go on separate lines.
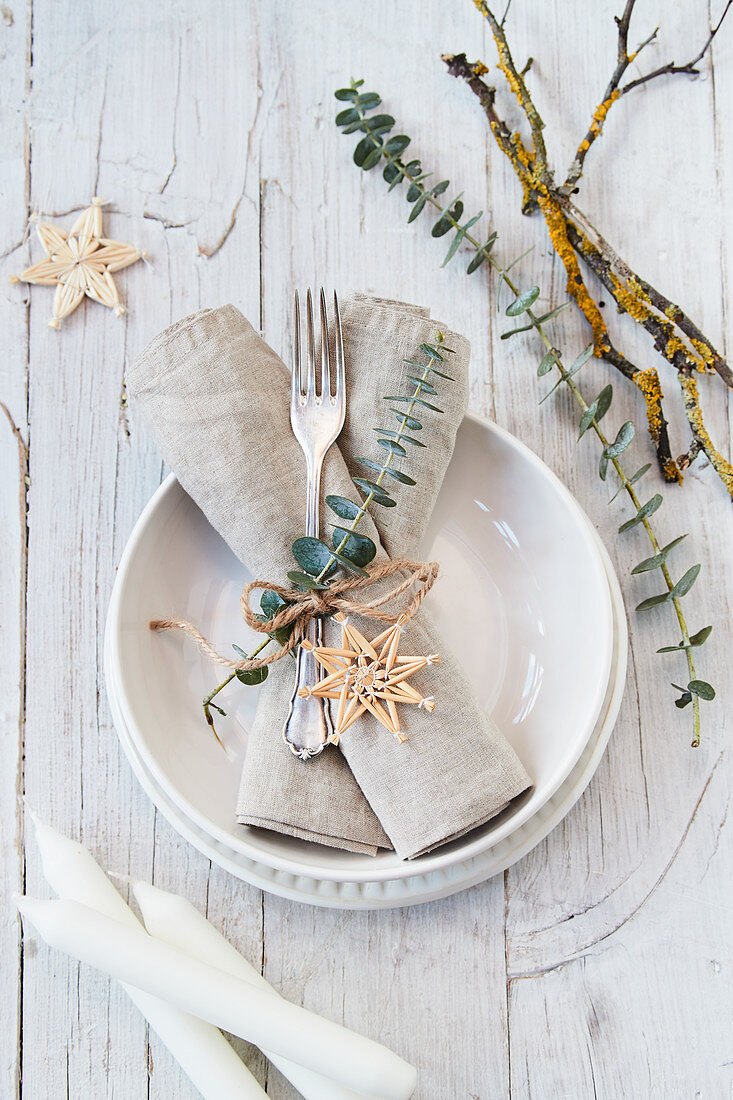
106, 415, 615, 881
104, 526, 626, 908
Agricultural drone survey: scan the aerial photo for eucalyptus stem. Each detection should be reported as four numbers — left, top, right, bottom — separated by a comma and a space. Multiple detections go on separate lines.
520, 302, 701, 745
202, 635, 271, 742
335, 80, 715, 744
316, 359, 437, 580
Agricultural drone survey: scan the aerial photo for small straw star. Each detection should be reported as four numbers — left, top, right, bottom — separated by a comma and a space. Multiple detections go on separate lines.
299, 611, 440, 744
10, 198, 146, 328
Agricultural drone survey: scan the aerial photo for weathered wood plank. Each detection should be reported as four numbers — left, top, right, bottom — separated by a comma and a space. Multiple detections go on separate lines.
0, 2, 31, 1096
4, 0, 732, 1097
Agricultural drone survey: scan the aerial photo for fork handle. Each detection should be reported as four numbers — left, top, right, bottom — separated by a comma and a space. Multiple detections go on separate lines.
282, 458, 335, 759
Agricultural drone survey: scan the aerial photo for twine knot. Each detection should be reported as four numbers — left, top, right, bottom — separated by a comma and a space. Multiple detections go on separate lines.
150, 558, 439, 673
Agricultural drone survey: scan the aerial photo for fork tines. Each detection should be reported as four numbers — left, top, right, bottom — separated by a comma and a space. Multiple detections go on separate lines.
292, 288, 344, 405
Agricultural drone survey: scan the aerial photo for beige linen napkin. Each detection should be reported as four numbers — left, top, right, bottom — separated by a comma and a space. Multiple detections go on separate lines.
128, 299, 531, 859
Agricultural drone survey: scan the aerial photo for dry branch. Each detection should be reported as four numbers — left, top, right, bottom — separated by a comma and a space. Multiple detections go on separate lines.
444, 1, 733, 495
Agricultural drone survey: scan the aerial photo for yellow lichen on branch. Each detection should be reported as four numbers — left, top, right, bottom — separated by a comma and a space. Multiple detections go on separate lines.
579, 90, 620, 154
679, 373, 733, 494
536, 195, 608, 352
632, 368, 682, 483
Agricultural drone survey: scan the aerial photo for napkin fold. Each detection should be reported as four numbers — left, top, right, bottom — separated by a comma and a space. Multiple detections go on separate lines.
128, 298, 531, 859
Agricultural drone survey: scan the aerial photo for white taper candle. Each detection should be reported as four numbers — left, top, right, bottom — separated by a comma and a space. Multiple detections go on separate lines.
28, 815, 266, 1100
17, 896, 417, 1100
134, 881, 375, 1100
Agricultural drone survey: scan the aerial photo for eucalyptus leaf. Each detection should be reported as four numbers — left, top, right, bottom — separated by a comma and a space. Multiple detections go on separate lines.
336, 108, 360, 126
335, 87, 360, 102
674, 691, 693, 709
355, 456, 390, 476
538, 349, 560, 377
286, 572, 327, 589
447, 200, 465, 222
578, 401, 598, 439
631, 533, 684, 573
356, 453, 417, 484
354, 135, 381, 167
406, 375, 437, 394
431, 215, 453, 238
326, 494, 362, 521
442, 226, 468, 267
383, 162, 401, 185
533, 303, 570, 324
363, 113, 395, 135
467, 233, 498, 274
291, 536, 338, 578
380, 466, 416, 485
373, 428, 425, 446
506, 286, 540, 316
636, 592, 670, 612
407, 193, 429, 221
385, 395, 443, 412
662, 534, 687, 554
431, 180, 450, 196
688, 679, 715, 700
595, 384, 613, 423
260, 590, 287, 619
656, 624, 712, 654
618, 494, 663, 533
236, 666, 268, 686
610, 458, 649, 501
352, 477, 396, 505
332, 528, 377, 567
385, 134, 410, 155
538, 376, 564, 404
419, 343, 444, 361
567, 344, 593, 378
631, 551, 666, 574
377, 438, 407, 456
604, 421, 635, 458
361, 146, 383, 171
670, 563, 701, 599
501, 322, 534, 341
391, 410, 422, 429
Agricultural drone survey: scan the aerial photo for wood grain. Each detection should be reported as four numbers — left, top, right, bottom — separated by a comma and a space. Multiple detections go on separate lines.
1, 1, 730, 1097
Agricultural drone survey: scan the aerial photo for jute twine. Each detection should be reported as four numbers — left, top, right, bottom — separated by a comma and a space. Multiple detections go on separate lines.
150, 558, 439, 672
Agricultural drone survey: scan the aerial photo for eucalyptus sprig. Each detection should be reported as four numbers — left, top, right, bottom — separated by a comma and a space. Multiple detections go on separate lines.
288, 332, 455, 586
334, 79, 715, 745
200, 330, 456, 737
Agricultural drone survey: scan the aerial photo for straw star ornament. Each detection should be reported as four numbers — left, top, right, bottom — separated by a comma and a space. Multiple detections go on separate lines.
11, 198, 145, 328
299, 611, 440, 743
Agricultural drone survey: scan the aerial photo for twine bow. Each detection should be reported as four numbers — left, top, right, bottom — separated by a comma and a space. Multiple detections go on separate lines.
150, 558, 439, 672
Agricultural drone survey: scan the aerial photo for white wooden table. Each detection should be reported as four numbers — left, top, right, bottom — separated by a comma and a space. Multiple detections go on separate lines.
2, 1, 731, 1096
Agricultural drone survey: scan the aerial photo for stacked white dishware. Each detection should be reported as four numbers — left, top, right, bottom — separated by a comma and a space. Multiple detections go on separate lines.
105, 415, 627, 909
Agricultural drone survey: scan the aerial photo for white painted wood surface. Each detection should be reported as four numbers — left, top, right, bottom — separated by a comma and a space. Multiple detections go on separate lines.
1, 0, 731, 1095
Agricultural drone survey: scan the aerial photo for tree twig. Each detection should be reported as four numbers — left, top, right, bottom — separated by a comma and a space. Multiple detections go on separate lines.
564, 0, 731, 191
443, 10, 733, 497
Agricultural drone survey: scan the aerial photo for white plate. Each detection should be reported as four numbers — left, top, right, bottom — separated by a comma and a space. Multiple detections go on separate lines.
106, 415, 615, 882
105, 519, 626, 909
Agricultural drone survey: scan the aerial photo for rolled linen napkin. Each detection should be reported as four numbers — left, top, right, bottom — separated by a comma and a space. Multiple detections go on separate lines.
128, 298, 531, 859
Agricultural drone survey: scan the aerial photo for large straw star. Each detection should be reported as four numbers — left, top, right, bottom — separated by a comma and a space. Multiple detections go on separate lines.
11, 198, 145, 329
299, 611, 440, 744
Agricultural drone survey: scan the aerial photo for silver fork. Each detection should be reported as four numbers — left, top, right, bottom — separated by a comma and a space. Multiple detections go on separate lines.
282, 288, 346, 759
